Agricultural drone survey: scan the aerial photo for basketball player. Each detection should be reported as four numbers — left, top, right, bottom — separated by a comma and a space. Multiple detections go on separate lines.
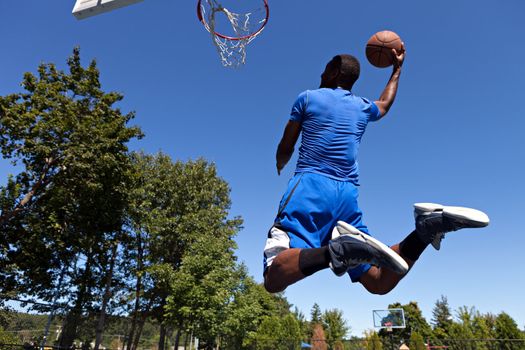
263, 45, 489, 294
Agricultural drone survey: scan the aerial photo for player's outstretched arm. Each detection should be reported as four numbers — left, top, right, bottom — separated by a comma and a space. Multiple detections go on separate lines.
276, 121, 301, 175
374, 43, 405, 118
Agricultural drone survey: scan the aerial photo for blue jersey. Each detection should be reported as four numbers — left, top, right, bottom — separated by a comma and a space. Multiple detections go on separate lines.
290, 88, 381, 183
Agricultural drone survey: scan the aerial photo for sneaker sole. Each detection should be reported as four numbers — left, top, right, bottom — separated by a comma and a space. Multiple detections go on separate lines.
336, 221, 409, 274
414, 203, 490, 227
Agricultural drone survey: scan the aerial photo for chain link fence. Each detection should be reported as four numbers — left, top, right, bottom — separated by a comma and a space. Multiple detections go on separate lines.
1, 338, 525, 350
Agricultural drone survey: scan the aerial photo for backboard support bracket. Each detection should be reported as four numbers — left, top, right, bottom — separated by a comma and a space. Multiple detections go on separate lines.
72, 0, 143, 20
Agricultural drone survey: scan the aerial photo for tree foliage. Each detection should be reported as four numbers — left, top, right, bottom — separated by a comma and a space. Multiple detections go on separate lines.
409, 331, 426, 350
365, 331, 383, 350
251, 314, 302, 350
321, 308, 348, 348
0, 47, 142, 348
310, 303, 322, 324
432, 295, 453, 339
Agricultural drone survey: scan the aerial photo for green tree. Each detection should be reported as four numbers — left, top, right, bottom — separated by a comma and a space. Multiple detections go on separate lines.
309, 303, 322, 339
409, 331, 426, 350
321, 308, 348, 348
311, 303, 322, 324
0, 47, 142, 349
252, 314, 302, 350
221, 271, 290, 350
366, 331, 383, 350
494, 312, 525, 350
292, 306, 309, 343
0, 326, 19, 345
431, 295, 453, 341
448, 306, 478, 350
126, 153, 242, 349
166, 231, 239, 348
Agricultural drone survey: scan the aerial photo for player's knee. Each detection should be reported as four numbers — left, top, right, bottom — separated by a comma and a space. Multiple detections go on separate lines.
359, 269, 395, 295
264, 274, 285, 293
368, 284, 394, 295
361, 280, 394, 295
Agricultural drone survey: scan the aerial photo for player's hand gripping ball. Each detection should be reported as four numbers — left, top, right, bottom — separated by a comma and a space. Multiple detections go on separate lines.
366, 30, 403, 68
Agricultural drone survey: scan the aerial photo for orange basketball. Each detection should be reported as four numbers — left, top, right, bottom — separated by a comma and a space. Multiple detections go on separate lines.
366, 31, 403, 68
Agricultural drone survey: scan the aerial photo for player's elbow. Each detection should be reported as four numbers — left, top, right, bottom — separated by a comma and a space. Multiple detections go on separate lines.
374, 100, 392, 118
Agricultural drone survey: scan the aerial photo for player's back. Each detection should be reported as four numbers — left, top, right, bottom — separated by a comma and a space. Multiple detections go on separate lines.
292, 88, 380, 183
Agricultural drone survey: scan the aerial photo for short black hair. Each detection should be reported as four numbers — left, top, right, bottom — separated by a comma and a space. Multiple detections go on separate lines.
332, 54, 360, 89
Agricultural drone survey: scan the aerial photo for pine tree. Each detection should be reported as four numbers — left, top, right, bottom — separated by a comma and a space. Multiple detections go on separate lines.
311, 303, 322, 324
431, 296, 453, 341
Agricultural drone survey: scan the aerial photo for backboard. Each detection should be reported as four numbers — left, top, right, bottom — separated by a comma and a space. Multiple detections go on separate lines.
72, 0, 143, 20
372, 309, 406, 329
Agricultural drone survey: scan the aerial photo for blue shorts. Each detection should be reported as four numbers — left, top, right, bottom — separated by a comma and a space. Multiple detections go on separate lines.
263, 172, 371, 282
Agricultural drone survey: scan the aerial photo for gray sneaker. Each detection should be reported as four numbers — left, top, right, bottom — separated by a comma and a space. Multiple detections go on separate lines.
414, 203, 490, 250
328, 221, 409, 276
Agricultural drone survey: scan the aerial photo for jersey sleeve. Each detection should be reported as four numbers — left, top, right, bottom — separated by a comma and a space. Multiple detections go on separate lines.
361, 97, 382, 122
289, 91, 308, 123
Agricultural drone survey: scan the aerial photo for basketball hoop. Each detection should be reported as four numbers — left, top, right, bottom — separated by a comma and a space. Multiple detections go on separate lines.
384, 321, 393, 333
197, 0, 269, 67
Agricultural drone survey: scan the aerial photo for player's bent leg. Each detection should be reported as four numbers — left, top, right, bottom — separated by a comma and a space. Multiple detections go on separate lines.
264, 246, 332, 293
263, 225, 333, 293
358, 243, 415, 295
264, 248, 304, 293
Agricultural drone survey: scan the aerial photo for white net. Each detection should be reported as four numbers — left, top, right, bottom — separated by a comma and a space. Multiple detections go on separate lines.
199, 0, 267, 67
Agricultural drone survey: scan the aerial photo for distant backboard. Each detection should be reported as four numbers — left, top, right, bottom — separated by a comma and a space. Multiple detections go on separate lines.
373, 309, 406, 329
72, 0, 143, 20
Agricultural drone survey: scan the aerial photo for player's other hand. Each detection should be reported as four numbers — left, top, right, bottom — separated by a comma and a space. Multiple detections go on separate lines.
392, 42, 405, 69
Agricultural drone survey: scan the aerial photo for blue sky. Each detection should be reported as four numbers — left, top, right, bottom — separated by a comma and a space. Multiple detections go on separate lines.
1, 0, 524, 336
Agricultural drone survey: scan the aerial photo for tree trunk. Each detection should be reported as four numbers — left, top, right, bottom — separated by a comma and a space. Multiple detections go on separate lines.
159, 324, 167, 350
131, 298, 153, 350
184, 333, 189, 350
59, 251, 93, 349
94, 242, 118, 350
174, 328, 181, 350
127, 230, 144, 350
41, 262, 67, 348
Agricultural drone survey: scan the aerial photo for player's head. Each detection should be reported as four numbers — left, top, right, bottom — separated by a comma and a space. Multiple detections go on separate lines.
320, 54, 360, 90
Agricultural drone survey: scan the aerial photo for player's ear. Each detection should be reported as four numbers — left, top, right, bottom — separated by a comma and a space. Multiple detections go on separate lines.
330, 55, 343, 80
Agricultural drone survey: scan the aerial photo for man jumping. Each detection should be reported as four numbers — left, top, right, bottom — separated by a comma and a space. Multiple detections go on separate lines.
263, 45, 489, 294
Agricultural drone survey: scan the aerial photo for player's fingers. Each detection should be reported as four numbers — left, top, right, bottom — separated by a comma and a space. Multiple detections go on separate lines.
392, 48, 402, 60
392, 48, 404, 60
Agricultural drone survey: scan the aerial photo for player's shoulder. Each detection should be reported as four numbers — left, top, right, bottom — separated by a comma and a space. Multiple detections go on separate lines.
357, 95, 374, 106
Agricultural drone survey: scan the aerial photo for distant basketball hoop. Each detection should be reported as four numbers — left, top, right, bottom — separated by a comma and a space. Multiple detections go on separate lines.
373, 309, 406, 350
373, 309, 406, 330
